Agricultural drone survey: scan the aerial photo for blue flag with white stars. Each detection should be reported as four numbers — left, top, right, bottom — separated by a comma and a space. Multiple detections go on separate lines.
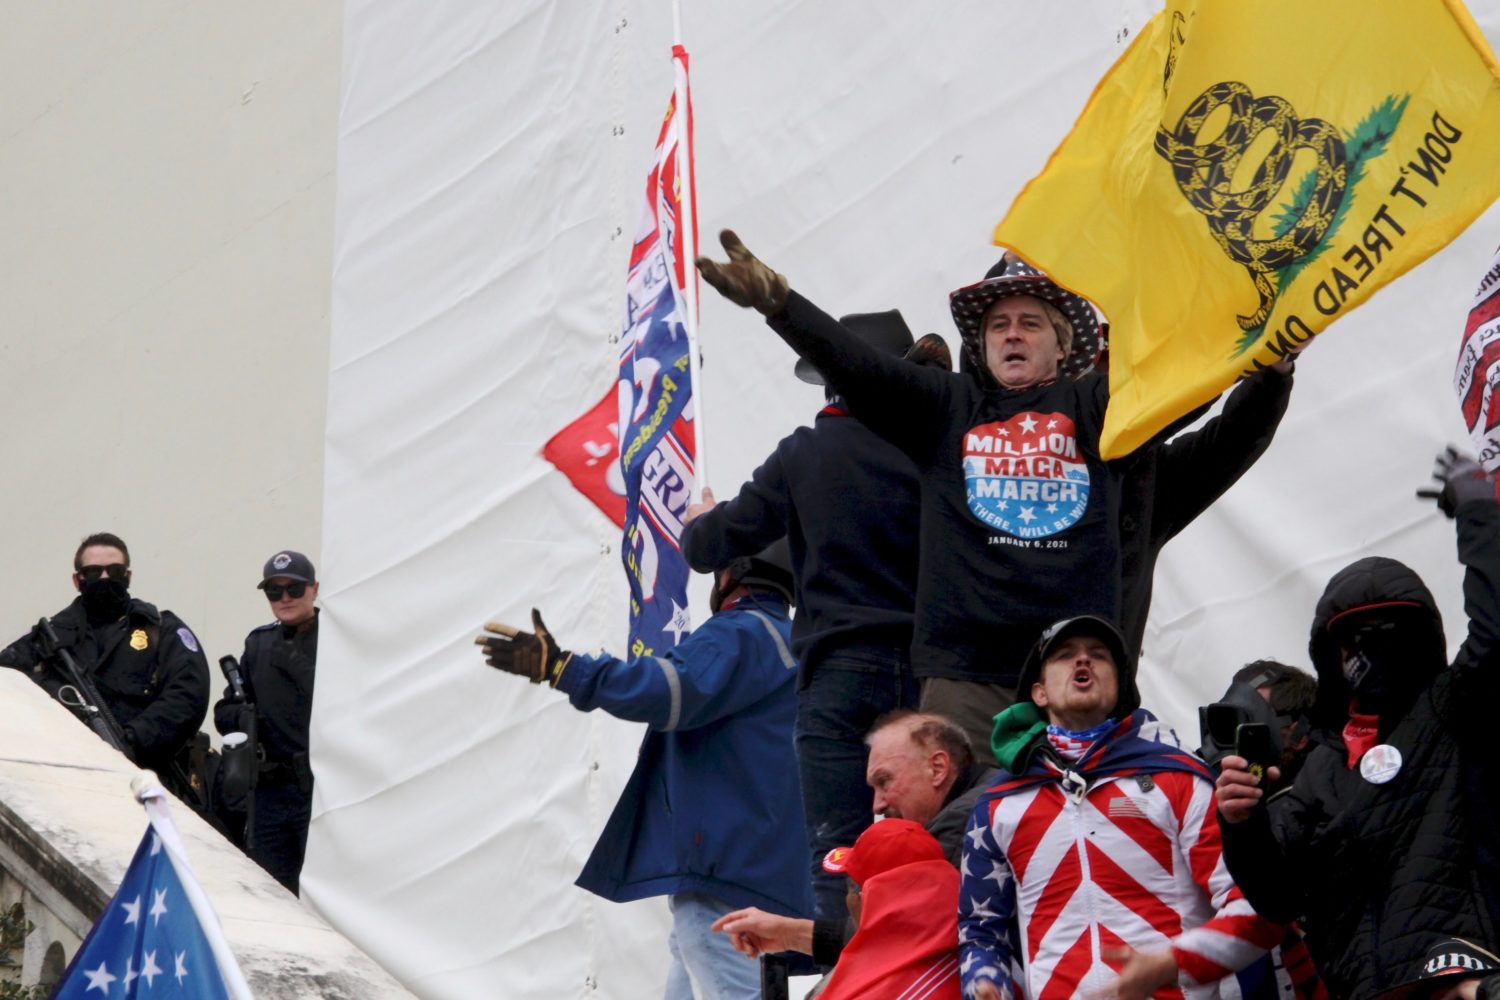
50, 827, 231, 999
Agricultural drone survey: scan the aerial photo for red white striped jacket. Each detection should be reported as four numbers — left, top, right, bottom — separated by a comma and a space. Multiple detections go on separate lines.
959, 722, 1284, 999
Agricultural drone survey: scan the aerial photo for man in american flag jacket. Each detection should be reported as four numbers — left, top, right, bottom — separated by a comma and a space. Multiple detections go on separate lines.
959, 616, 1295, 1000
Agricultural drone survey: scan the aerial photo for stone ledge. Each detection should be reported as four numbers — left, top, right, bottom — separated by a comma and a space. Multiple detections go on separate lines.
0, 670, 414, 998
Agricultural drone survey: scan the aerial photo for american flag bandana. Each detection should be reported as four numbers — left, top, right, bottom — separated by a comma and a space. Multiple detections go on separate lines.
1046, 719, 1115, 762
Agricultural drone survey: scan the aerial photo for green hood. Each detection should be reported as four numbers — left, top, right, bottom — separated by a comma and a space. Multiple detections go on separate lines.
991, 702, 1048, 773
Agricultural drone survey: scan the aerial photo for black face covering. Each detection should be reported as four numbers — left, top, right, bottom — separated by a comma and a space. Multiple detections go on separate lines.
80, 578, 130, 624
1340, 620, 1430, 715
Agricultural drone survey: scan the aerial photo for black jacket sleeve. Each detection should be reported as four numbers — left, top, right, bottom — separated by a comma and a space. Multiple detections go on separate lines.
812, 917, 855, 967
1218, 753, 1329, 923
0, 627, 40, 671
1150, 366, 1293, 544
126, 617, 210, 759
766, 291, 957, 463
681, 447, 791, 573
1451, 498, 1500, 685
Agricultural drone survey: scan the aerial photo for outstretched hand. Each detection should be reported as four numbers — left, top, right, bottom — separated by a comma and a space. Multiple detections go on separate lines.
475, 609, 572, 685
709, 907, 813, 959
695, 230, 788, 316
1417, 446, 1495, 517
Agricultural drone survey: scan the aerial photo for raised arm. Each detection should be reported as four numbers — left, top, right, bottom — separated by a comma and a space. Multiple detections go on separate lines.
697, 230, 955, 462
1416, 450, 1500, 671
478, 610, 792, 731
680, 450, 791, 573
1150, 366, 1293, 542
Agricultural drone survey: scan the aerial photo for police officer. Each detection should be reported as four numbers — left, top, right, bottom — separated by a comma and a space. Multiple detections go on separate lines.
214, 549, 319, 893
0, 533, 210, 794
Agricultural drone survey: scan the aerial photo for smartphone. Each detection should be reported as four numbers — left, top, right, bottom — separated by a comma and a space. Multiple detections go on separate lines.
1235, 722, 1278, 782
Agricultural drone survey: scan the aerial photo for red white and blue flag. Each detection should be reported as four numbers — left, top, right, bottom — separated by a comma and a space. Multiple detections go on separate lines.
615, 46, 698, 657
1457, 244, 1500, 471
52, 779, 252, 999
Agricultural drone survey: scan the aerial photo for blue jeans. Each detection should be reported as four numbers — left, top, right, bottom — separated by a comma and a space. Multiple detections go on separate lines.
665, 891, 760, 999
795, 648, 919, 924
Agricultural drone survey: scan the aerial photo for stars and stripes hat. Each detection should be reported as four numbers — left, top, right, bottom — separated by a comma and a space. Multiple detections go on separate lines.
822, 819, 945, 887
948, 252, 1104, 382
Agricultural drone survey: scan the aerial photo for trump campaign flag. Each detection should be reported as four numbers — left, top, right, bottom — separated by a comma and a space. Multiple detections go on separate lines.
52, 776, 251, 999
1456, 244, 1500, 471
616, 45, 699, 657
994, 0, 1500, 458
543, 386, 627, 529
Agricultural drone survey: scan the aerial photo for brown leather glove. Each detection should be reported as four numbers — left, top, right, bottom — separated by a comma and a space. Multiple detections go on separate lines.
476, 609, 572, 686
695, 230, 788, 315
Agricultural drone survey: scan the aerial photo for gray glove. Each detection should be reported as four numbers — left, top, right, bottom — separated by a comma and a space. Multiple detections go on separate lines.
695, 230, 788, 316
1416, 446, 1495, 517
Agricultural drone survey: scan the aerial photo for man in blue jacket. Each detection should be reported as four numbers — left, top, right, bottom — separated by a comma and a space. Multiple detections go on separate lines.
476, 545, 812, 1000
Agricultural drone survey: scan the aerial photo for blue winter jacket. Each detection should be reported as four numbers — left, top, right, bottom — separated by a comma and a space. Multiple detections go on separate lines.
560, 597, 814, 918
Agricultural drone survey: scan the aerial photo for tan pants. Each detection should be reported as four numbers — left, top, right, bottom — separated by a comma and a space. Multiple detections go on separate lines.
918, 677, 1018, 766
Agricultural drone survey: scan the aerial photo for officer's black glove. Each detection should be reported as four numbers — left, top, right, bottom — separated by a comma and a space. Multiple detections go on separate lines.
695, 230, 788, 316
1416, 446, 1496, 517
475, 609, 572, 686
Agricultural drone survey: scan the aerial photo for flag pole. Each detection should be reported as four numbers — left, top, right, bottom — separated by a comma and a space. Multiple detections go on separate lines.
672, 6, 707, 493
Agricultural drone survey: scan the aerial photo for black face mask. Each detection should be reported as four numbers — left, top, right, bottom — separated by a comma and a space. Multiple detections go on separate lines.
80, 578, 130, 623
1340, 620, 1429, 714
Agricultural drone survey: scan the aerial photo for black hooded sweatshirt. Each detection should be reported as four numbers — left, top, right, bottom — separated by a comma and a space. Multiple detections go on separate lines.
1219, 498, 1500, 1000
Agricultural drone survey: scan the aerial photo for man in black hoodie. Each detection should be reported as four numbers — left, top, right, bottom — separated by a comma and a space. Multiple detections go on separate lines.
1216, 449, 1500, 999
680, 310, 946, 924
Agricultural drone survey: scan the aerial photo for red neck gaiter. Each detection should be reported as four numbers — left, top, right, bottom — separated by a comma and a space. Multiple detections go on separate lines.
1343, 708, 1380, 769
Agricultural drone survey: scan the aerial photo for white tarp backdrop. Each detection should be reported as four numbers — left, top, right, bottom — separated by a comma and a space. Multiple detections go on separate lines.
311, 3, 1500, 998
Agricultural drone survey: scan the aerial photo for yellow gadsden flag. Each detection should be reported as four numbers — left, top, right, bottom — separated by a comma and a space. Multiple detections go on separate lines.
996, 0, 1500, 458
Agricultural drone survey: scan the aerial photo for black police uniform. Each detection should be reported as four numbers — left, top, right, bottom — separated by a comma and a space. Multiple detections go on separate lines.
0, 596, 210, 787
213, 611, 317, 893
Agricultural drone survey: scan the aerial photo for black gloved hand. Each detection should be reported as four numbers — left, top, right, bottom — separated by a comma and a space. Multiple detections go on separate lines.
1416, 446, 1495, 517
695, 230, 788, 316
475, 609, 572, 686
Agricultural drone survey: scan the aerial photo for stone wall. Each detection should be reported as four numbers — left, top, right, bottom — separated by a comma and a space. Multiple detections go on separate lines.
0, 671, 413, 998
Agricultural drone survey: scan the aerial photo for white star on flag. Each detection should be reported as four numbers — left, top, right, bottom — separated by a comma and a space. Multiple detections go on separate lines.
1018, 414, 1038, 434
150, 887, 169, 925
122, 895, 141, 926
124, 956, 138, 987
665, 600, 690, 643
141, 950, 163, 987
176, 950, 189, 985
83, 961, 116, 993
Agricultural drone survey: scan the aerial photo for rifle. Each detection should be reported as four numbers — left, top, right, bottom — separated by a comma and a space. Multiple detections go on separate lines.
34, 616, 131, 754
218, 654, 260, 850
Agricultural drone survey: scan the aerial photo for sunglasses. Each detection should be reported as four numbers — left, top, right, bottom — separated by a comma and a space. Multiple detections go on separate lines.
77, 564, 129, 583
263, 582, 309, 601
